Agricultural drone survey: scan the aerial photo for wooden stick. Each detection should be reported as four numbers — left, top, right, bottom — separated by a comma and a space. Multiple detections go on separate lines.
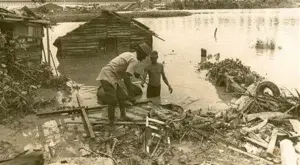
36, 105, 108, 116
66, 120, 146, 125
245, 137, 268, 149
49, 51, 59, 76
226, 145, 274, 164
46, 27, 51, 65
285, 105, 298, 114
151, 138, 161, 157
244, 119, 268, 133
76, 94, 95, 139
12, 65, 38, 83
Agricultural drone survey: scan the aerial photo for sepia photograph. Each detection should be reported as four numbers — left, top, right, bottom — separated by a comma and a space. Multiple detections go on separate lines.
0, 0, 300, 164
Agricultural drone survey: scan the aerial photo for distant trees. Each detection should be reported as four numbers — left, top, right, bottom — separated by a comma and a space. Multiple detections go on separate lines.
174, 0, 294, 9
166, 0, 184, 10
31, 0, 46, 5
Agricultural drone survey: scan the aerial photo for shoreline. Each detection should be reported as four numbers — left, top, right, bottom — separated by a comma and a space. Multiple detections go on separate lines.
46, 11, 193, 23
45, 7, 300, 23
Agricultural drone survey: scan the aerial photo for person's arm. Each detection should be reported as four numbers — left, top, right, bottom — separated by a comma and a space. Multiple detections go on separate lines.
161, 64, 173, 93
124, 72, 134, 98
124, 60, 138, 100
141, 68, 148, 85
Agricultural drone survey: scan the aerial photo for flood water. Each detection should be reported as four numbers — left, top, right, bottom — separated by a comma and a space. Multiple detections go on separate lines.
47, 8, 300, 111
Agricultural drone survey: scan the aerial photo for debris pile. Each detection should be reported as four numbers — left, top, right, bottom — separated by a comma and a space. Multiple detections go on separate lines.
196, 58, 300, 164
199, 58, 262, 87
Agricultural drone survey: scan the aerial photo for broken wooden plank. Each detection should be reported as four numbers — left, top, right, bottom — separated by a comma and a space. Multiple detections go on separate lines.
76, 94, 95, 139
36, 105, 108, 116
289, 119, 300, 134
244, 119, 268, 133
226, 145, 274, 164
246, 112, 294, 122
248, 132, 268, 144
266, 128, 278, 154
80, 107, 95, 139
245, 137, 268, 149
280, 139, 297, 165
66, 120, 146, 125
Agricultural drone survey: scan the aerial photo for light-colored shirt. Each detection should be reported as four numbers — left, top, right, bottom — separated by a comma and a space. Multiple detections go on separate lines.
96, 52, 138, 87
144, 63, 163, 87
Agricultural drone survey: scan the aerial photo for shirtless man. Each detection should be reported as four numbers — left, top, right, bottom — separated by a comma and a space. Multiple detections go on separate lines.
142, 50, 173, 98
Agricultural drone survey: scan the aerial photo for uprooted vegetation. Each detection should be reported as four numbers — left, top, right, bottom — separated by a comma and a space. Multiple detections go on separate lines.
0, 38, 71, 123
199, 58, 263, 86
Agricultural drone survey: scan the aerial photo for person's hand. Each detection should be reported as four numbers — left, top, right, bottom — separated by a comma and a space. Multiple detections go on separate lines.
128, 96, 136, 104
168, 86, 173, 93
134, 72, 140, 79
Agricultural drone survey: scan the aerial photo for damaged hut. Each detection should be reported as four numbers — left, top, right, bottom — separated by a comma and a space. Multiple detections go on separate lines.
53, 10, 163, 58
0, 7, 51, 66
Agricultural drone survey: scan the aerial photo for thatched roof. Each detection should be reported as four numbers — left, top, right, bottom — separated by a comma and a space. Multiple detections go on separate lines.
0, 6, 50, 25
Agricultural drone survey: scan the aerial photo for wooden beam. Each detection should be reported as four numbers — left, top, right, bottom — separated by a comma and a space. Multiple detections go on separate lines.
36, 105, 108, 116
76, 93, 95, 139
266, 128, 278, 154
66, 120, 146, 125
81, 107, 95, 138
46, 27, 50, 65
244, 137, 268, 149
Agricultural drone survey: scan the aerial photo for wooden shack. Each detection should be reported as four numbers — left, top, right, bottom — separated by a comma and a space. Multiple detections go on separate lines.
0, 7, 51, 66
53, 10, 163, 58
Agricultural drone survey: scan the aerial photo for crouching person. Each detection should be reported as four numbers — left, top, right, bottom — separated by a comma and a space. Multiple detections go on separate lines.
96, 43, 151, 125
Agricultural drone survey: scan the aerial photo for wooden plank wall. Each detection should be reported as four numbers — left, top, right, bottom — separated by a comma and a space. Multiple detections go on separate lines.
60, 14, 153, 58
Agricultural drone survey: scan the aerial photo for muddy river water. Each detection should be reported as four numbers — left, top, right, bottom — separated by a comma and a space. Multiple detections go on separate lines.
46, 8, 300, 111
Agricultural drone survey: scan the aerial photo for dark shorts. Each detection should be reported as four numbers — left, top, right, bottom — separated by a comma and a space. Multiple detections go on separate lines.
147, 84, 161, 98
98, 80, 126, 106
